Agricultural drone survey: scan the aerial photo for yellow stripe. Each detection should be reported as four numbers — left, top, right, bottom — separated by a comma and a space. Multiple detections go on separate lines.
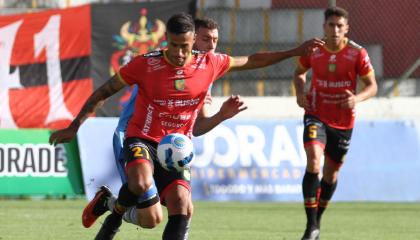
297, 10, 304, 43
263, 9, 270, 44
230, 9, 237, 42
223, 48, 232, 96
116, 72, 129, 85
225, 56, 234, 72
360, 69, 375, 79
257, 80, 264, 96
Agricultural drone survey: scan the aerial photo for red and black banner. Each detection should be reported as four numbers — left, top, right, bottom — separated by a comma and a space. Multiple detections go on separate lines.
0, 1, 195, 129
90, 1, 195, 116
0, 5, 92, 129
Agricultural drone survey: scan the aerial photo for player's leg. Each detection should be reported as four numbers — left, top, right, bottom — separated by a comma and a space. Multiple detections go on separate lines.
82, 185, 115, 228
163, 185, 192, 240
81, 129, 124, 228
154, 161, 192, 240
317, 127, 352, 226
95, 138, 157, 240
301, 115, 326, 240
122, 183, 162, 228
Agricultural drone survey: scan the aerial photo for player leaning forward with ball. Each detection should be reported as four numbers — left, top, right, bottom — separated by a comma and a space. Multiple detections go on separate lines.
49, 13, 324, 240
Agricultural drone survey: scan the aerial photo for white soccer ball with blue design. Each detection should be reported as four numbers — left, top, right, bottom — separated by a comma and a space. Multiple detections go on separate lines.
157, 133, 194, 172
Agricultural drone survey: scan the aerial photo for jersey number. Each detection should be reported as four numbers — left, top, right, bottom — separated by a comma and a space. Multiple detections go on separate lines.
132, 147, 150, 159
308, 125, 318, 139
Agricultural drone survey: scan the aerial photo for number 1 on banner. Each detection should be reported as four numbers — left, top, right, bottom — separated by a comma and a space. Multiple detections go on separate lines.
0, 15, 72, 128
34, 15, 73, 125
0, 20, 23, 128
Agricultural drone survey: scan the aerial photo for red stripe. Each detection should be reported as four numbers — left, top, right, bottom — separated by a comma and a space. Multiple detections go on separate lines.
304, 140, 325, 149
316, 187, 321, 202
9, 78, 92, 129
159, 180, 191, 204
125, 159, 151, 171
0, 5, 91, 65
304, 203, 318, 208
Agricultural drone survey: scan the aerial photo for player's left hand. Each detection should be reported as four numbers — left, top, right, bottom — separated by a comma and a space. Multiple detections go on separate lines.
296, 38, 325, 56
49, 126, 78, 146
219, 95, 248, 120
339, 89, 357, 109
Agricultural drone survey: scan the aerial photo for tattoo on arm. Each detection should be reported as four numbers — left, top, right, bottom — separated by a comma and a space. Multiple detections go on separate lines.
70, 75, 126, 130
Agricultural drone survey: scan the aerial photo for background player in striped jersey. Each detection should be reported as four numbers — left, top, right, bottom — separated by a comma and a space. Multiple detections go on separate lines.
293, 7, 377, 240
50, 13, 324, 240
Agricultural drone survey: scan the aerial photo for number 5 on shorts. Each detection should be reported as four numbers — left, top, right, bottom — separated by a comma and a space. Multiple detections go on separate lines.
308, 125, 317, 139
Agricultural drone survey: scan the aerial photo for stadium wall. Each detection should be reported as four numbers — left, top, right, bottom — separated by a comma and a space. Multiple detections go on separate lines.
76, 97, 420, 202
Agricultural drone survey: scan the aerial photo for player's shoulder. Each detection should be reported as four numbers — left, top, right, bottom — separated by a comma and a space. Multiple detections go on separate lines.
347, 39, 365, 51
192, 49, 205, 55
142, 50, 164, 58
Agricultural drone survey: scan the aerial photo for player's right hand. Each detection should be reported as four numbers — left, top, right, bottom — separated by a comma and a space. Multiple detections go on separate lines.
49, 126, 77, 145
298, 38, 325, 56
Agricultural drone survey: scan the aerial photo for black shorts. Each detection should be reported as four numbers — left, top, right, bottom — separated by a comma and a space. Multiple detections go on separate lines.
123, 137, 191, 202
303, 115, 353, 163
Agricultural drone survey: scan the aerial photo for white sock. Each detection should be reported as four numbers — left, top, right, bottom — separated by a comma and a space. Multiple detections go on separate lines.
106, 195, 117, 212
122, 207, 139, 225
184, 218, 191, 240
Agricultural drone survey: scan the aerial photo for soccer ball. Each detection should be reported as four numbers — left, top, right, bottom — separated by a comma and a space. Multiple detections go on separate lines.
157, 133, 194, 172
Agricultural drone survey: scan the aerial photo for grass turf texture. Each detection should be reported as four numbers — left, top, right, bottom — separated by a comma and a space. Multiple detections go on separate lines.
0, 200, 419, 240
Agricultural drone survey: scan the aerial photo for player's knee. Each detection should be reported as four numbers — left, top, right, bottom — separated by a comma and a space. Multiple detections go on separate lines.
306, 157, 321, 173
306, 163, 321, 173
187, 201, 194, 218
128, 178, 154, 196
166, 192, 190, 213
138, 211, 163, 229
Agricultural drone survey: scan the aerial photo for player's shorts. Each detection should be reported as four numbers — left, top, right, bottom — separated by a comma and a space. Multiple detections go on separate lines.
123, 137, 191, 205
303, 114, 353, 164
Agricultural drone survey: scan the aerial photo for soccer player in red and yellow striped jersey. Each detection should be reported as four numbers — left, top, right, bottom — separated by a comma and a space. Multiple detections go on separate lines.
294, 7, 378, 240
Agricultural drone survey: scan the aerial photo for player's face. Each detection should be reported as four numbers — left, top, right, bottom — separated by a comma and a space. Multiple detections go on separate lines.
323, 16, 349, 46
166, 31, 195, 66
194, 27, 219, 53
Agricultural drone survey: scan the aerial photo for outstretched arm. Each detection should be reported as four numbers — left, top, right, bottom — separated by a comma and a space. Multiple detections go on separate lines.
49, 75, 127, 144
293, 65, 310, 109
193, 95, 247, 136
228, 38, 324, 72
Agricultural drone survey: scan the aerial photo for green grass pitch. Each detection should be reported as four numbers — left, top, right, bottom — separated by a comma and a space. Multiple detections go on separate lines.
0, 200, 419, 239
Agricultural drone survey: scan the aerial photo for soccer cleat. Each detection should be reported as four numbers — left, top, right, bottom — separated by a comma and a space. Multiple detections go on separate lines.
94, 214, 122, 240
82, 185, 112, 228
301, 227, 320, 240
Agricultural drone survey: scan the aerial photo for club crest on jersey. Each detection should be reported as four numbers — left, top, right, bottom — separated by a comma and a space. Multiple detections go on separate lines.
328, 63, 336, 72
175, 79, 186, 91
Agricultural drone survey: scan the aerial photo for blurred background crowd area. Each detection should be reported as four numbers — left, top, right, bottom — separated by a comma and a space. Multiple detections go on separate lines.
1, 0, 419, 97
